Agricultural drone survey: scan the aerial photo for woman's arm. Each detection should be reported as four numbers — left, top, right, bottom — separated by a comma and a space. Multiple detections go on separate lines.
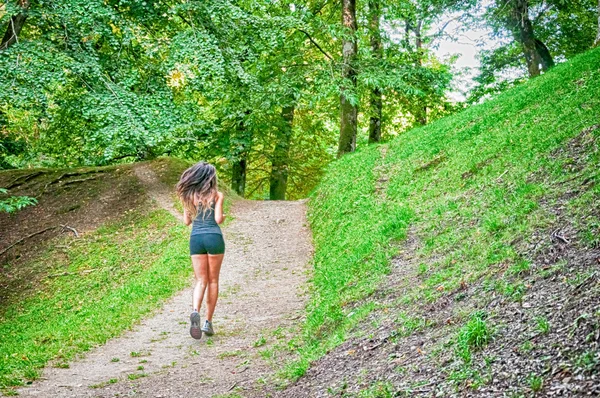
214, 191, 225, 224
183, 208, 193, 226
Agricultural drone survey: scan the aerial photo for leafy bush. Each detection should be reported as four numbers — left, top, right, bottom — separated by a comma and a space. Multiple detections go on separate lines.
0, 188, 37, 213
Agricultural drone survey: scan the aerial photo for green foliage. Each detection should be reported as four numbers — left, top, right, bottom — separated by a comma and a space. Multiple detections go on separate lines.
0, 188, 37, 213
1, 0, 465, 199
301, 47, 600, 379
253, 336, 267, 347
574, 350, 599, 373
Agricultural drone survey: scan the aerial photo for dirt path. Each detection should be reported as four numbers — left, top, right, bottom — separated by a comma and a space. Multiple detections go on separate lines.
134, 165, 184, 222
18, 166, 312, 397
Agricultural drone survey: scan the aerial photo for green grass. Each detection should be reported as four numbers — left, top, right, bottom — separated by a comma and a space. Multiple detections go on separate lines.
527, 373, 543, 392
297, 48, 600, 378
0, 209, 191, 389
356, 382, 394, 397
534, 316, 550, 335
217, 350, 244, 360
127, 372, 147, 380
253, 335, 267, 347
455, 312, 492, 364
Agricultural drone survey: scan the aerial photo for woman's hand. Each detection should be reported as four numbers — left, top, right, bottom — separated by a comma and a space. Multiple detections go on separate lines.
183, 208, 193, 226
214, 191, 225, 224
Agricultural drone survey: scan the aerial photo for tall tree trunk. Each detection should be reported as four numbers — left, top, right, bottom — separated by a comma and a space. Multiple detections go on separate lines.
509, 0, 554, 77
368, 0, 382, 144
403, 19, 412, 51
231, 115, 250, 197
0, 0, 30, 51
535, 38, 554, 70
338, 0, 358, 158
231, 157, 247, 197
270, 105, 294, 200
595, 0, 600, 47
414, 20, 427, 126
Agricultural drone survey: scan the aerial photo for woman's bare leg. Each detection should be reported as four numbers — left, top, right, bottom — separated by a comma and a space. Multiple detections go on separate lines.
206, 254, 224, 321
191, 254, 209, 311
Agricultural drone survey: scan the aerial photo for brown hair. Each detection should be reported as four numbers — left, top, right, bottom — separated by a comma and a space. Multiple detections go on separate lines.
176, 162, 218, 219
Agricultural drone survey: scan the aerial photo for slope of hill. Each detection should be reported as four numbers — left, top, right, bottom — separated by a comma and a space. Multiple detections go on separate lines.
0, 158, 197, 391
286, 48, 600, 396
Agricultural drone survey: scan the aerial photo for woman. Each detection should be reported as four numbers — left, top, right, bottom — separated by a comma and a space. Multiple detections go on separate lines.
176, 162, 225, 340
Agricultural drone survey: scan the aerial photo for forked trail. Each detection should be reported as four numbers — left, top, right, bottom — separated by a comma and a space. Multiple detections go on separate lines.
19, 166, 312, 397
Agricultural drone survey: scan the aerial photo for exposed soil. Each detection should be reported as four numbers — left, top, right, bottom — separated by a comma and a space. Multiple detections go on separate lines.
15, 165, 312, 397
0, 166, 144, 307
134, 165, 183, 222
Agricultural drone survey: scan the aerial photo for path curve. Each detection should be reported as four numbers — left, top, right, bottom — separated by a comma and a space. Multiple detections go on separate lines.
18, 165, 312, 397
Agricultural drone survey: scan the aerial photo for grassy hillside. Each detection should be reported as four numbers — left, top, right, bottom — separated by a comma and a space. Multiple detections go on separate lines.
0, 158, 229, 393
295, 48, 600, 394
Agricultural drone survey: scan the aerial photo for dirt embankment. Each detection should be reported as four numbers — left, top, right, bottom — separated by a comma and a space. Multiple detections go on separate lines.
1, 164, 146, 307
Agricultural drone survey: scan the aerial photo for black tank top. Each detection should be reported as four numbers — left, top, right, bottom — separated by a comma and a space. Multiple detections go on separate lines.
191, 204, 222, 236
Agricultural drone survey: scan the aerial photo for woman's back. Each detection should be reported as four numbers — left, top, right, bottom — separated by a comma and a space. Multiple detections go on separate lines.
191, 205, 222, 235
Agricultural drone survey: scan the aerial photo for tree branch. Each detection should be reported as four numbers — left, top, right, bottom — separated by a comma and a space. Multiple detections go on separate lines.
297, 29, 334, 61
533, 2, 553, 26
0, 226, 58, 257
0, 0, 31, 51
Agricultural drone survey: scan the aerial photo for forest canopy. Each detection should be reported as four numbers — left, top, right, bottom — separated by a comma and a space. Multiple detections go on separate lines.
1, 0, 599, 199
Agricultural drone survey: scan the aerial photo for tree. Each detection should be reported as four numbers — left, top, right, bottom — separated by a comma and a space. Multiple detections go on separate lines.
0, 0, 30, 51
368, 0, 383, 143
471, 0, 597, 101
364, 0, 465, 129
270, 105, 294, 200
338, 0, 358, 157
0, 0, 457, 198
506, 0, 554, 77
595, 0, 600, 46
230, 114, 251, 197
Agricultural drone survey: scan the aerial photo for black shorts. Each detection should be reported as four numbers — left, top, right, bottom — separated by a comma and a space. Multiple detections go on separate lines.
190, 233, 225, 255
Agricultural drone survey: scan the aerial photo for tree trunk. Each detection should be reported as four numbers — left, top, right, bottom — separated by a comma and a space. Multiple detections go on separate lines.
368, 0, 382, 144
414, 20, 427, 126
231, 157, 247, 197
270, 105, 294, 200
535, 38, 554, 70
595, 0, 600, 47
403, 19, 412, 51
415, 20, 423, 59
509, 0, 554, 77
0, 0, 30, 51
338, 0, 358, 158
231, 115, 250, 197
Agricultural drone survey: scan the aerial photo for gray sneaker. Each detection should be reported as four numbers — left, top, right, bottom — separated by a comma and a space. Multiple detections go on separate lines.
201, 320, 214, 336
190, 311, 202, 340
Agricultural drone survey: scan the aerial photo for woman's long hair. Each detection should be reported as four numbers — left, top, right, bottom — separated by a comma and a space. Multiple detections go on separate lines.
176, 162, 218, 219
